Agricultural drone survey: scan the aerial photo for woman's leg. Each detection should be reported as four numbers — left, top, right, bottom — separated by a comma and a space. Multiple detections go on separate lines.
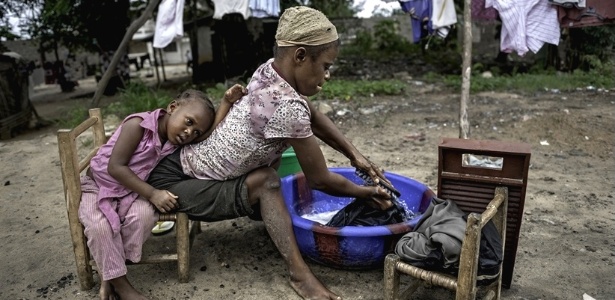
244, 168, 341, 300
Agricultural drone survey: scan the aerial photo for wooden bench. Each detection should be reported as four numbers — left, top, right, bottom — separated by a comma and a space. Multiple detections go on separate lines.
57, 108, 201, 290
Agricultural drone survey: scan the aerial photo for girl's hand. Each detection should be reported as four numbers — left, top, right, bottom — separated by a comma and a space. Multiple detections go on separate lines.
223, 84, 247, 103
149, 189, 179, 213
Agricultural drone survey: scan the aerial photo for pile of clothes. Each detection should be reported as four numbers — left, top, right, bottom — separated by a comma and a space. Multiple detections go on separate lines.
394, 196, 504, 285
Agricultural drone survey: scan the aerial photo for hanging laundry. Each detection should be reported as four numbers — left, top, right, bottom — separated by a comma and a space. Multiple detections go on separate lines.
471, 0, 499, 22
556, 0, 615, 28
549, 0, 586, 9
249, 0, 280, 18
399, 0, 434, 43
487, 0, 561, 56
431, 0, 457, 39
399, 0, 458, 43
153, 0, 185, 49
212, 0, 251, 20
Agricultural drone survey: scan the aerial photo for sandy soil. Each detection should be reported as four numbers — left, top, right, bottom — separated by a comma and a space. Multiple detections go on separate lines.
0, 78, 613, 300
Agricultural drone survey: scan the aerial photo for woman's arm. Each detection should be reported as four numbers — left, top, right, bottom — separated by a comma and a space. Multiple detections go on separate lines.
107, 118, 178, 212
288, 135, 391, 209
305, 100, 391, 185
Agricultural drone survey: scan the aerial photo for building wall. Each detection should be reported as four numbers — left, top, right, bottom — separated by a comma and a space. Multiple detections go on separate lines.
3, 39, 97, 85
331, 14, 413, 45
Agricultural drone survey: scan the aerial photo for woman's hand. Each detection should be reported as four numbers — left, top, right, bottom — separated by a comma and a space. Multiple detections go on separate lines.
149, 189, 178, 213
363, 186, 393, 210
351, 155, 391, 186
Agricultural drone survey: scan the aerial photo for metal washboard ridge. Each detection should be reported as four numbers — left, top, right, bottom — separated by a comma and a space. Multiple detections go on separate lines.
437, 137, 531, 289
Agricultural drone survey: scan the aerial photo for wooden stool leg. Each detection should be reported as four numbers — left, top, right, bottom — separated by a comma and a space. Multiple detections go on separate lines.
189, 220, 201, 245
384, 254, 401, 300
176, 212, 190, 283
195, 220, 202, 234
72, 229, 95, 290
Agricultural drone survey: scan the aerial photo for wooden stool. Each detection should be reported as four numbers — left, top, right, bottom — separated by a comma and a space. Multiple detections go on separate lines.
57, 108, 202, 290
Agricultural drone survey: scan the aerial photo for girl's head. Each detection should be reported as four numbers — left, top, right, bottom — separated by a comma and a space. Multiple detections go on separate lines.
164, 89, 215, 145
273, 6, 340, 97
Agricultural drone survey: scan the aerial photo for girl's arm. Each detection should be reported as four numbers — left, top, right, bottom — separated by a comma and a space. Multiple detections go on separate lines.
196, 84, 247, 142
107, 117, 178, 212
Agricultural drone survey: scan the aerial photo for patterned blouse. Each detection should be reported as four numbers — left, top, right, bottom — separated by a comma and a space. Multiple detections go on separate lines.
181, 59, 313, 180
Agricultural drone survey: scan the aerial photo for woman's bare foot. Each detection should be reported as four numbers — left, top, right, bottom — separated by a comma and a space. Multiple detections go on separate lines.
289, 271, 342, 300
99, 280, 119, 300
109, 276, 149, 300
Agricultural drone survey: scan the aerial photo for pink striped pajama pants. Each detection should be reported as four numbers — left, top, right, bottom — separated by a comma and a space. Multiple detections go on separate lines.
78, 175, 158, 281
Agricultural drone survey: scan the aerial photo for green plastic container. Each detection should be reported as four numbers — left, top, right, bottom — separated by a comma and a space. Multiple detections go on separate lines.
278, 147, 302, 178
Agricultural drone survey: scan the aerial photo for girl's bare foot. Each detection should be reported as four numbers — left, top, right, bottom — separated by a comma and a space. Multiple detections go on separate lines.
99, 280, 119, 300
109, 276, 149, 300
289, 271, 342, 300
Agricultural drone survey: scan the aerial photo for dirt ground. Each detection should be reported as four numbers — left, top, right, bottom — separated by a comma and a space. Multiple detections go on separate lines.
0, 76, 613, 300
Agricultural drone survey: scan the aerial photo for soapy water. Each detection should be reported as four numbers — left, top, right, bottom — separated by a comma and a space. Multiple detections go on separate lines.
391, 195, 416, 222
300, 197, 417, 225
301, 210, 341, 225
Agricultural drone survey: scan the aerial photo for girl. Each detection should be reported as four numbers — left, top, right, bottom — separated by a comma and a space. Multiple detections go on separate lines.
79, 85, 246, 300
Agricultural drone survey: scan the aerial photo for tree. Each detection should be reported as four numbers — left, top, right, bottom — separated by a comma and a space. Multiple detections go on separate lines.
1, 0, 139, 95
565, 26, 615, 71
309, 0, 356, 18
0, 0, 43, 51
90, 0, 161, 108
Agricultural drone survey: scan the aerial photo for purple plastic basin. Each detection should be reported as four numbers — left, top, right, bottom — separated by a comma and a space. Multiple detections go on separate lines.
281, 167, 435, 270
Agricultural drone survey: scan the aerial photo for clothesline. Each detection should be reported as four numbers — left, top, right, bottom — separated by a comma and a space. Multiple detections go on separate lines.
153, 0, 280, 49
400, 0, 613, 57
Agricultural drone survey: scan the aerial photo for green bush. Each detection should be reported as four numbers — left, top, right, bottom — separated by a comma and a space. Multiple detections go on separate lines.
341, 19, 419, 59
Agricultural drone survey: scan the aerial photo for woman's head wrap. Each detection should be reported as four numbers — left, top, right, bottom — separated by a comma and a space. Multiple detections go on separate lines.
275, 6, 338, 47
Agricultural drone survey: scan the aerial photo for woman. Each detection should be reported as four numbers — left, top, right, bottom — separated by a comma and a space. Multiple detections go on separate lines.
149, 6, 392, 300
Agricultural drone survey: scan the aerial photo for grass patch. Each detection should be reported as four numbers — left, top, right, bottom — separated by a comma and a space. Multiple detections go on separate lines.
196, 79, 407, 101
105, 80, 174, 119
424, 68, 614, 93
56, 80, 175, 128
56, 64, 612, 129
56, 105, 90, 128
